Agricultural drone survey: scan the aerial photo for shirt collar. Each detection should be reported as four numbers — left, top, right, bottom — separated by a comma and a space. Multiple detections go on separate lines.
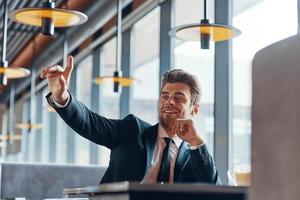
158, 124, 182, 148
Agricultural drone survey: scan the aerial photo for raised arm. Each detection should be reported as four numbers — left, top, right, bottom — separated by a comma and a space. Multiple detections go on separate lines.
41, 56, 130, 149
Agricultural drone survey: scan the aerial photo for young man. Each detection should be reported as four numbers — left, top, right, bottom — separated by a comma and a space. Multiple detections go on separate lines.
40, 56, 221, 184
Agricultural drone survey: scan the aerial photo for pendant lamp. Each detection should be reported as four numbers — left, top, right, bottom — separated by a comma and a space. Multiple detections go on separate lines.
169, 0, 241, 49
16, 70, 43, 131
9, 0, 88, 36
93, 0, 137, 93
0, 0, 30, 86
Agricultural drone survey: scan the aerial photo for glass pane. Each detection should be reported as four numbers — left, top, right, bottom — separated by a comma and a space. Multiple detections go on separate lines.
131, 7, 160, 124
21, 100, 30, 162
172, 0, 215, 154
232, 0, 297, 168
56, 117, 67, 163
41, 88, 51, 163
75, 55, 93, 164
100, 37, 121, 119
97, 37, 121, 166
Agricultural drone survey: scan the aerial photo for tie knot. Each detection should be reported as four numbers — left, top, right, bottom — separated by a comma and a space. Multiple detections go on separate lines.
163, 137, 172, 147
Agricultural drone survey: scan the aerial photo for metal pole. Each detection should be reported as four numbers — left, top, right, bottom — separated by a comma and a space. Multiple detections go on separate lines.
0, 0, 8, 85
116, 0, 122, 71
29, 69, 36, 133
214, 0, 233, 184
2, 0, 8, 62
63, 30, 68, 68
8, 85, 15, 144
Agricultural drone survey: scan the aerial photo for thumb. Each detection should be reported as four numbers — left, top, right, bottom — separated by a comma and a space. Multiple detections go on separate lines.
64, 55, 74, 81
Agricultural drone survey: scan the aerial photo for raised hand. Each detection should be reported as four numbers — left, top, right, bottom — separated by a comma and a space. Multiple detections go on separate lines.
173, 118, 204, 146
40, 55, 74, 105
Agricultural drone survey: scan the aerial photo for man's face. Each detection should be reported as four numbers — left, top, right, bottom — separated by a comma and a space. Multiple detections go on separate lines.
159, 82, 198, 131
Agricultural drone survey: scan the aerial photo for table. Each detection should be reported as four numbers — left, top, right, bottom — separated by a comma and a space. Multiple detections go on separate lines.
64, 182, 248, 200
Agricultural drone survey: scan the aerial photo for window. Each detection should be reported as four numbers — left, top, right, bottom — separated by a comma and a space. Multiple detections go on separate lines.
131, 7, 160, 124
41, 88, 51, 163
97, 37, 122, 166
172, 0, 215, 154
21, 100, 30, 162
75, 55, 93, 164
99, 38, 121, 119
231, 0, 297, 168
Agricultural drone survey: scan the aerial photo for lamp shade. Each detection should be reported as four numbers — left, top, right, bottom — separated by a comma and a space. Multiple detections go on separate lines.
93, 0, 137, 92
16, 123, 43, 130
9, 8, 88, 27
93, 70, 139, 93
169, 0, 241, 49
0, 0, 30, 85
169, 22, 241, 42
93, 76, 137, 87
0, 134, 22, 141
0, 67, 30, 79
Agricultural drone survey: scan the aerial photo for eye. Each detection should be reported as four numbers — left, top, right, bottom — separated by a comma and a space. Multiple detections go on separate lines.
174, 95, 185, 103
160, 94, 169, 100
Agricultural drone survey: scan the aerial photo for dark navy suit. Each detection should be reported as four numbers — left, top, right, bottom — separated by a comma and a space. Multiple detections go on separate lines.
47, 92, 221, 184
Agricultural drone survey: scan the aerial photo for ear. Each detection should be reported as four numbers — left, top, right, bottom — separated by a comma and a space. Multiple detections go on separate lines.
191, 104, 200, 116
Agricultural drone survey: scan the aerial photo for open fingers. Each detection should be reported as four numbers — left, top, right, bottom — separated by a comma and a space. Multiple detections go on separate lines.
40, 65, 63, 79
63, 55, 74, 80
45, 71, 64, 78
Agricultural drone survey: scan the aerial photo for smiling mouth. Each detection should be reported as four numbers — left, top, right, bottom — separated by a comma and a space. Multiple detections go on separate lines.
163, 110, 177, 114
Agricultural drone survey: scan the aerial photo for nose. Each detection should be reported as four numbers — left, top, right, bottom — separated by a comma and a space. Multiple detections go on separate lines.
166, 96, 175, 105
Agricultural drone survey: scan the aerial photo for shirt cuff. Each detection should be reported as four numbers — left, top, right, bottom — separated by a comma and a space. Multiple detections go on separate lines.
51, 95, 70, 108
189, 143, 205, 150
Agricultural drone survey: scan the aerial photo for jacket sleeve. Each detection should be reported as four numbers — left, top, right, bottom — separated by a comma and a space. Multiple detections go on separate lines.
46, 91, 132, 149
189, 145, 222, 184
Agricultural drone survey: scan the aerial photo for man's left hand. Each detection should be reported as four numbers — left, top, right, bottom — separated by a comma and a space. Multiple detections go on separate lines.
173, 118, 204, 146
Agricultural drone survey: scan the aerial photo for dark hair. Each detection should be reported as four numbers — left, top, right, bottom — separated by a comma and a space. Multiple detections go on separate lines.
161, 69, 201, 105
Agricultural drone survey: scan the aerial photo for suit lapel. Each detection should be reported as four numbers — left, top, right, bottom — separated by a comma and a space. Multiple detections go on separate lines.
174, 141, 190, 181
144, 124, 159, 169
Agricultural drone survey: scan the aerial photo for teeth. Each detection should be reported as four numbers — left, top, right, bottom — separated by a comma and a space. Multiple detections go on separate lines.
165, 110, 176, 113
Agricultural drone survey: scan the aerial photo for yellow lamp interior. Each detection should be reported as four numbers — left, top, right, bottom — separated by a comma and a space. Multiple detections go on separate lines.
16, 123, 43, 129
175, 24, 239, 42
0, 67, 30, 79
0, 134, 22, 141
199, 25, 235, 41
93, 77, 136, 87
14, 9, 82, 27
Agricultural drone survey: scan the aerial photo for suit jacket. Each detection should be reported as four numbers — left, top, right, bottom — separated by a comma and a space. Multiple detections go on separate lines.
47, 92, 221, 184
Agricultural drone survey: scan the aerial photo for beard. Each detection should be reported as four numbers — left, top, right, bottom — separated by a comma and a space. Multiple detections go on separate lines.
159, 114, 176, 134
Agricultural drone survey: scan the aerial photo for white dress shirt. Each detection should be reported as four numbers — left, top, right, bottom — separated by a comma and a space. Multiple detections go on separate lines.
141, 125, 204, 184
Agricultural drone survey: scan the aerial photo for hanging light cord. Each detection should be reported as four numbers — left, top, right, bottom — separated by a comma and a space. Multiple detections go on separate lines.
203, 0, 207, 20
63, 0, 69, 69
1, 0, 8, 63
116, 0, 122, 71
63, 31, 68, 68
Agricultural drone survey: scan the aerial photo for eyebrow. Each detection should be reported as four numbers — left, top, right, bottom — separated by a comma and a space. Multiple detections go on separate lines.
160, 91, 185, 96
174, 92, 185, 96
160, 91, 169, 95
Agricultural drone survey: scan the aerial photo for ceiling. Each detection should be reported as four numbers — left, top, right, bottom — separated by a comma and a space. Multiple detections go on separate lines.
0, 0, 66, 64
0, 0, 134, 104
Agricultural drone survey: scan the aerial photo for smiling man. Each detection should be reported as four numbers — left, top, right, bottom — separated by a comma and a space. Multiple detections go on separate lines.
41, 55, 221, 184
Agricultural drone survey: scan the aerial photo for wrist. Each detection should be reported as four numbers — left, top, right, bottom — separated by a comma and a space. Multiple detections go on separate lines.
188, 137, 204, 146
52, 90, 69, 105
